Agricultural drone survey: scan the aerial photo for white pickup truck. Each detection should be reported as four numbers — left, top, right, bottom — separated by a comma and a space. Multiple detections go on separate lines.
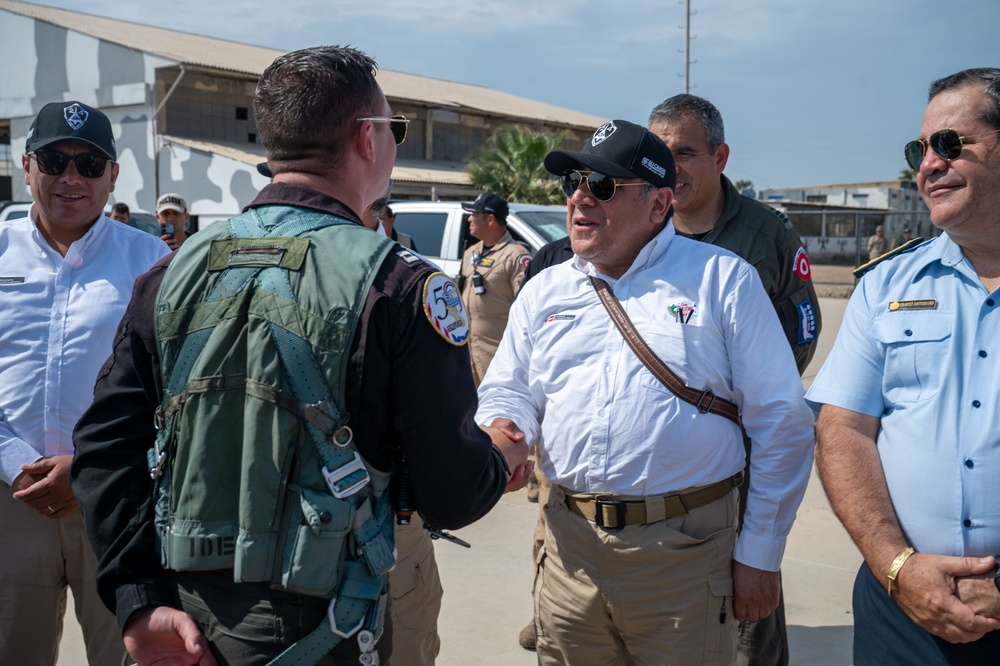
388, 201, 568, 276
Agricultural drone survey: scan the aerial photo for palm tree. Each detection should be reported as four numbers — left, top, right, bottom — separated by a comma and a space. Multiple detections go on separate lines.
467, 126, 565, 204
899, 168, 917, 181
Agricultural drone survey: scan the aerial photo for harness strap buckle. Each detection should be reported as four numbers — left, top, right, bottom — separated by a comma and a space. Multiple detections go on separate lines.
323, 451, 370, 498
326, 596, 365, 639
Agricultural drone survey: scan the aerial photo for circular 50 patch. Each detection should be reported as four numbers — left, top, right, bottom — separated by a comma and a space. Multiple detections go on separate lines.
422, 272, 470, 346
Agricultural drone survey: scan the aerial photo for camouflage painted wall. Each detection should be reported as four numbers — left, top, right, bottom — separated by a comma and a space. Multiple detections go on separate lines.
0, 9, 267, 215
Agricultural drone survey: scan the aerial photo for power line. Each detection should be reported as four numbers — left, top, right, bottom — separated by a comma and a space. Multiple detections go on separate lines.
678, 0, 696, 93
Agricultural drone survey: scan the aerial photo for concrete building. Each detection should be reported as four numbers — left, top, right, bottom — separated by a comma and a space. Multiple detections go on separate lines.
760, 180, 932, 264
0, 0, 604, 227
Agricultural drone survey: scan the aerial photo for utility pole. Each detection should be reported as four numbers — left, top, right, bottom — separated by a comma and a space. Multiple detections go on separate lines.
679, 0, 696, 93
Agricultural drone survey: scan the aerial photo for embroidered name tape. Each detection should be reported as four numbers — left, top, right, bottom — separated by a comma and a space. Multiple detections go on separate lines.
0, 277, 26, 285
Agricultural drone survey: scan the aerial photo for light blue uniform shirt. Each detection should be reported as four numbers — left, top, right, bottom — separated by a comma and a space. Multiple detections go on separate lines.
806, 234, 1000, 558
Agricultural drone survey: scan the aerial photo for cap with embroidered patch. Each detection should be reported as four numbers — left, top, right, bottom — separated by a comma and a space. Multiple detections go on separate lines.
544, 119, 675, 190
156, 193, 188, 214
25, 101, 117, 161
462, 192, 509, 221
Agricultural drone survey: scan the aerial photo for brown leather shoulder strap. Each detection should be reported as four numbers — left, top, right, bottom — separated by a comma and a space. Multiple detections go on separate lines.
589, 276, 741, 426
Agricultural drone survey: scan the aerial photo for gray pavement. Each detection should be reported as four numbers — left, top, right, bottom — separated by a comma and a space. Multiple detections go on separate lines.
58, 297, 859, 666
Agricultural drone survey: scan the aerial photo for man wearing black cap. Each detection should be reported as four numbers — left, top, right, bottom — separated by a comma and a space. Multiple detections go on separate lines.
476, 120, 815, 663
893, 226, 914, 249
459, 191, 531, 386
0, 101, 168, 664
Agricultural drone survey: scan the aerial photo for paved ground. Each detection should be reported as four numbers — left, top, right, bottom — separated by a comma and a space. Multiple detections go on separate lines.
57, 286, 860, 666
809, 263, 856, 299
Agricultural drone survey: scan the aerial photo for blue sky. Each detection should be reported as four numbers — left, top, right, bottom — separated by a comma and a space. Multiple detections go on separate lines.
30, 0, 1000, 190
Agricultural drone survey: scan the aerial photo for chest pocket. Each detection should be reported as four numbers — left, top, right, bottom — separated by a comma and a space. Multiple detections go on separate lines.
872, 311, 952, 404
639, 321, 704, 393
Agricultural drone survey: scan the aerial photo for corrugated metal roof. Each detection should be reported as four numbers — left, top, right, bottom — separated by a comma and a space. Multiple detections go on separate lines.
0, 0, 606, 129
164, 135, 471, 186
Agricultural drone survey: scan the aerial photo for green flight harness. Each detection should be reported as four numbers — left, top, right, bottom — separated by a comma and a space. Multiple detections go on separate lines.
149, 206, 398, 665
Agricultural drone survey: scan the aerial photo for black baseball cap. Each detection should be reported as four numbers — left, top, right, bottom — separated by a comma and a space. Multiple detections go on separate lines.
25, 101, 116, 161
544, 119, 675, 190
462, 192, 509, 221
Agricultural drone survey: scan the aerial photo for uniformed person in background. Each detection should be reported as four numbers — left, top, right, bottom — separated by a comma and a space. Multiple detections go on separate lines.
647, 93, 821, 666
459, 192, 532, 386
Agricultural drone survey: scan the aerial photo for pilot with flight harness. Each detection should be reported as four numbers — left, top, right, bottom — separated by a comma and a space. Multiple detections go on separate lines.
70, 45, 529, 666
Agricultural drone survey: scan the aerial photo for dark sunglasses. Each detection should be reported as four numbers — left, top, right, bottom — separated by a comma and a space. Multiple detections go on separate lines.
28, 150, 111, 178
560, 169, 645, 202
904, 128, 1000, 171
356, 114, 410, 145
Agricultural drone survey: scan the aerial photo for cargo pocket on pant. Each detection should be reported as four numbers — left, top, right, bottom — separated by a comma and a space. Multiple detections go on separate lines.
278, 487, 353, 596
390, 536, 441, 633
532, 546, 548, 642
704, 575, 734, 656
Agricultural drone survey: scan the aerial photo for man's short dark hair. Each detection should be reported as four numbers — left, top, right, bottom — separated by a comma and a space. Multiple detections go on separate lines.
648, 93, 726, 151
254, 46, 384, 175
929, 68, 1000, 130
111, 202, 129, 215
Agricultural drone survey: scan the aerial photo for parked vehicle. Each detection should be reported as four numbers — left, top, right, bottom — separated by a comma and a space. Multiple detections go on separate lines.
0, 202, 162, 241
126, 211, 163, 237
0, 201, 32, 223
389, 201, 568, 276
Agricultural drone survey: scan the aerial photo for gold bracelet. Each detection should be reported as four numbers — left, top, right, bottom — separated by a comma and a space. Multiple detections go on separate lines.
886, 546, 915, 596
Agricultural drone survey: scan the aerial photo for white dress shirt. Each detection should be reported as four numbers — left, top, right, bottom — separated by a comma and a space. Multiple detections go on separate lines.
0, 210, 169, 484
477, 222, 815, 570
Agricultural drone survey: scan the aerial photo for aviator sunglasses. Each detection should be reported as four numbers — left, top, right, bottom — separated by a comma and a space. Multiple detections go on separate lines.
904, 128, 1000, 171
561, 169, 645, 202
356, 114, 410, 145
28, 150, 111, 178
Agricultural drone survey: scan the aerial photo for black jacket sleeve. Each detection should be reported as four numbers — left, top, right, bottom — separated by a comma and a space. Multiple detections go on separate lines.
71, 261, 173, 629
352, 253, 508, 530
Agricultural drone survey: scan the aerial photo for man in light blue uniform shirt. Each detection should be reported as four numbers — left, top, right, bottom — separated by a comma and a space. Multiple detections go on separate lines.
806, 67, 1000, 665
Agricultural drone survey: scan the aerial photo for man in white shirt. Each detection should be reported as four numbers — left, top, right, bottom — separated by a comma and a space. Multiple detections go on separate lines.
0, 101, 169, 665
477, 119, 814, 664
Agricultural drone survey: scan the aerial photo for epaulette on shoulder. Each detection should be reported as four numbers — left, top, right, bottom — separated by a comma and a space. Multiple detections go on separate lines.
853, 237, 926, 279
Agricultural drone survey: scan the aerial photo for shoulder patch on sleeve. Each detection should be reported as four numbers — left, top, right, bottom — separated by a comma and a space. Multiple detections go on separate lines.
796, 298, 818, 344
853, 237, 926, 279
422, 272, 470, 346
793, 247, 811, 281
518, 253, 533, 271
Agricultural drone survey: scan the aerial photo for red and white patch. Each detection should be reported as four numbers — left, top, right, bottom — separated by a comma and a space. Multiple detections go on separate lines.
793, 247, 811, 281
519, 254, 533, 271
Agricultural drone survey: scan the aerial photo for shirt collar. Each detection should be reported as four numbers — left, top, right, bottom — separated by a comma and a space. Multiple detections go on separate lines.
28, 204, 107, 259
572, 222, 677, 282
